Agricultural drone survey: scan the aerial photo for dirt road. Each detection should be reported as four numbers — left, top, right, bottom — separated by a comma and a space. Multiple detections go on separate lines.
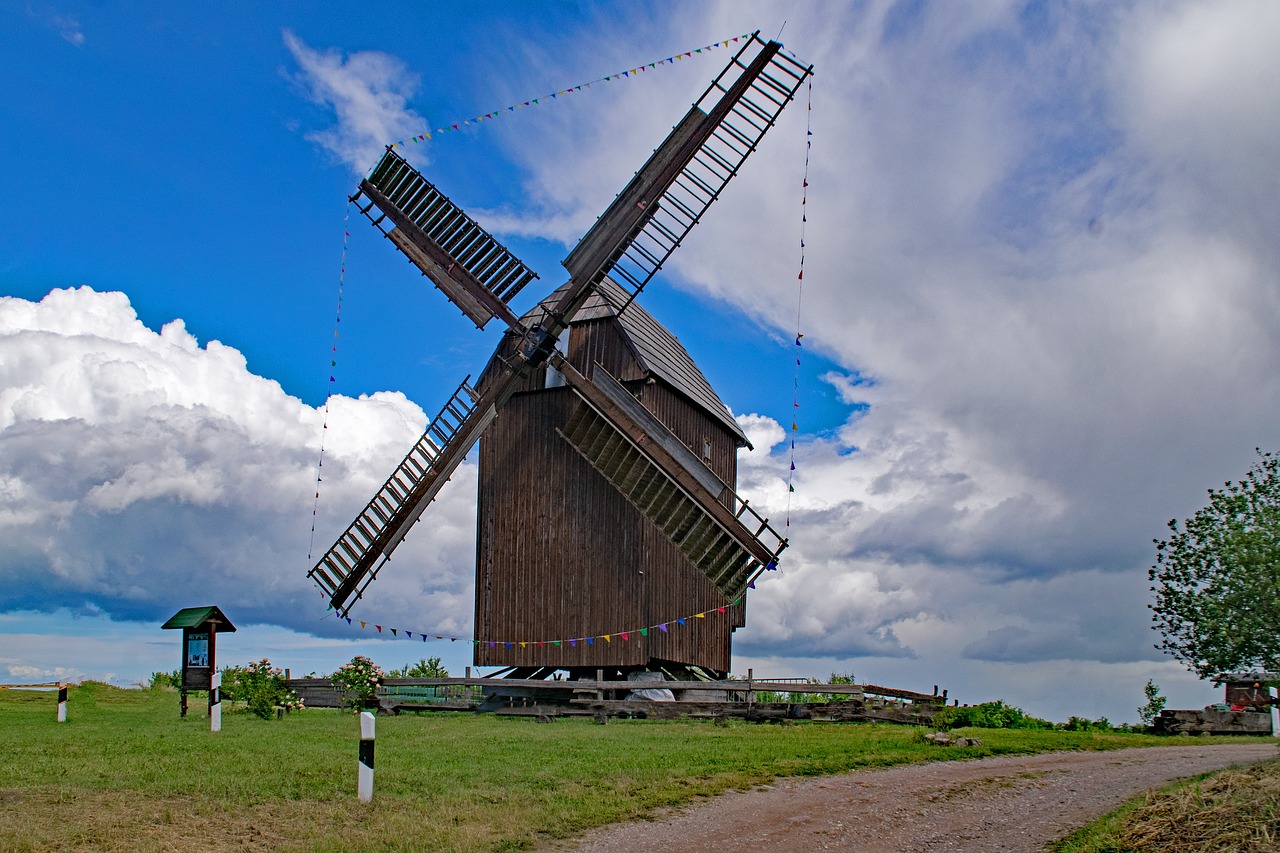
554, 743, 1276, 852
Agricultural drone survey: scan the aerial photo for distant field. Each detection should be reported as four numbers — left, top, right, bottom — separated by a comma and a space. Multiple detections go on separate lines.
0, 683, 1267, 852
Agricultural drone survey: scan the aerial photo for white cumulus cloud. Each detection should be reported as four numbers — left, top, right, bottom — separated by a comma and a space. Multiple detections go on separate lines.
0, 287, 476, 635
283, 29, 430, 174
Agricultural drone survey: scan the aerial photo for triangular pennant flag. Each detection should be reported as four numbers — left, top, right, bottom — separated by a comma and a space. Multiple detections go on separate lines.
620, 632, 629, 641
639, 628, 648, 637
520, 641, 527, 648
553, 640, 561, 647
695, 613, 705, 619
717, 606, 726, 613
375, 625, 382, 633
748, 580, 756, 589
603, 634, 611, 643
406, 631, 412, 638
360, 621, 366, 629
346, 617, 352, 625
659, 623, 668, 632
569, 638, 577, 647
505, 642, 512, 650
587, 637, 594, 645
390, 628, 397, 637
790, 484, 795, 492
677, 618, 686, 626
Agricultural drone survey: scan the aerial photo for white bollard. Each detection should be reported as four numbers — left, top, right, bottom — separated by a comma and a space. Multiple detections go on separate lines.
358, 711, 375, 802
56, 684, 68, 722
209, 672, 222, 732
1271, 686, 1278, 738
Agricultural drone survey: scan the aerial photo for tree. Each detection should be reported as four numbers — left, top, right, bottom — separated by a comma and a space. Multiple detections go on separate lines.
1138, 679, 1167, 727
394, 657, 449, 678
1150, 450, 1280, 679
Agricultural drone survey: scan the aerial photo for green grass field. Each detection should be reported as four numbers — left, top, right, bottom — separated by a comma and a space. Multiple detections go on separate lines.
0, 683, 1265, 852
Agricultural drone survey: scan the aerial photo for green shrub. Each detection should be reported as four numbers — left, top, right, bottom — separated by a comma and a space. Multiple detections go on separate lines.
933, 700, 1054, 730
146, 670, 181, 690
1061, 715, 1115, 732
221, 658, 303, 719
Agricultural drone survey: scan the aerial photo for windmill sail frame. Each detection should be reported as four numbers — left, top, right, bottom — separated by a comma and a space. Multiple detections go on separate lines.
310, 33, 812, 629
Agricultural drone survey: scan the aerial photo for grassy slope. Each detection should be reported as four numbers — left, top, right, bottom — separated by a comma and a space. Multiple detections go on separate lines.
0, 683, 1268, 852
1052, 757, 1280, 853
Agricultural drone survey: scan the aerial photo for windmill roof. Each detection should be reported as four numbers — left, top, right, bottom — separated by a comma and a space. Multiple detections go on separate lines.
531, 279, 749, 446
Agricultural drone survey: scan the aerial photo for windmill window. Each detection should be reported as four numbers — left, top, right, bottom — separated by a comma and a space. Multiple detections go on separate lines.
702, 440, 712, 460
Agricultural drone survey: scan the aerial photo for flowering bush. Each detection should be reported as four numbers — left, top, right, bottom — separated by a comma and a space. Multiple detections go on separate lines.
331, 655, 383, 710
222, 658, 304, 719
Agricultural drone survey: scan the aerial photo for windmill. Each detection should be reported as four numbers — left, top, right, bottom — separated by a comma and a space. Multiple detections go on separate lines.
310, 33, 812, 680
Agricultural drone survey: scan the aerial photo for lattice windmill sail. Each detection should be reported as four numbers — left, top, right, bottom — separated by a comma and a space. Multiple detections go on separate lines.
310, 33, 811, 675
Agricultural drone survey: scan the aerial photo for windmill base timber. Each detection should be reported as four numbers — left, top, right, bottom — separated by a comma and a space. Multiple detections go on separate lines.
308, 32, 812, 683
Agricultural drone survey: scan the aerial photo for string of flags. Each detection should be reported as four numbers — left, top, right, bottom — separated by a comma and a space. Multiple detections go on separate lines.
786, 78, 813, 530
308, 201, 353, 561
314, 580, 768, 649
385, 33, 753, 152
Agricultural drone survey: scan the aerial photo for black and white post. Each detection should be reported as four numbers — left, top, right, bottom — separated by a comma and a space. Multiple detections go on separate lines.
209, 671, 222, 732
358, 711, 375, 802
56, 683, 68, 723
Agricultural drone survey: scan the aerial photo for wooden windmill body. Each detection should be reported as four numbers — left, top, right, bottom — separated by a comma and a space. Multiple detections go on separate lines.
474, 280, 751, 675
309, 34, 812, 679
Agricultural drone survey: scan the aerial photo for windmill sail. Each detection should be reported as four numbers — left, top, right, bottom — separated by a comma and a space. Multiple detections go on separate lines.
309, 375, 496, 616
314, 35, 810, 616
552, 357, 786, 600
356, 149, 538, 331
561, 33, 812, 313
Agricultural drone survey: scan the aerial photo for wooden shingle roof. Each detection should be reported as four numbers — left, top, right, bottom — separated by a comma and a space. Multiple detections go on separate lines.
532, 279, 749, 446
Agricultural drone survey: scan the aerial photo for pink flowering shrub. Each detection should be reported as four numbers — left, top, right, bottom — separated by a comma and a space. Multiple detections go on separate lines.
222, 658, 304, 719
331, 655, 383, 710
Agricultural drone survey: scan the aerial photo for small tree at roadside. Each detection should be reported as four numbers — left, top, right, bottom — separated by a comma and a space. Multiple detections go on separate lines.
1138, 679, 1167, 727
1150, 449, 1280, 678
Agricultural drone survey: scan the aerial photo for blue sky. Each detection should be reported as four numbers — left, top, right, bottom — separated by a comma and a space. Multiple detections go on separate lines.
3, 0, 1278, 723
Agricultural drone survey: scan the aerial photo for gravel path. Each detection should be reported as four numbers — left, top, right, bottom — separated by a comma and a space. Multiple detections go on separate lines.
553, 743, 1276, 852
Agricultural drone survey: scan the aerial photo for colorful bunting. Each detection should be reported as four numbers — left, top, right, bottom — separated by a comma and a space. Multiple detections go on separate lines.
320, 593, 756, 651
786, 76, 813, 533
384, 33, 753, 153
307, 200, 352, 563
